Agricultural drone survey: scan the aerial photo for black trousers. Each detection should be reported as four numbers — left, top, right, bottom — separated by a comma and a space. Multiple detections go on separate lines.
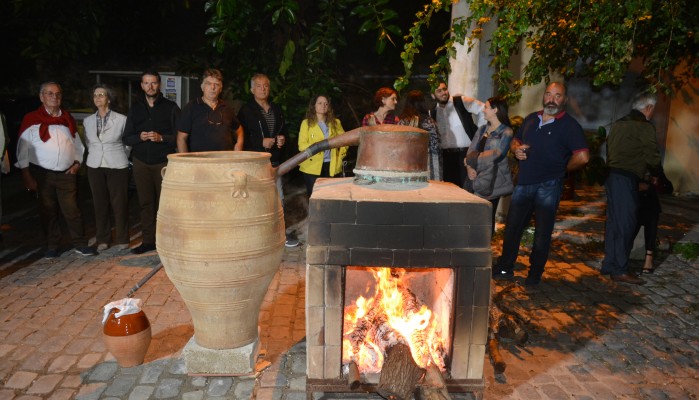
30, 164, 86, 249
302, 161, 331, 196
87, 166, 130, 245
442, 148, 468, 187
132, 158, 166, 245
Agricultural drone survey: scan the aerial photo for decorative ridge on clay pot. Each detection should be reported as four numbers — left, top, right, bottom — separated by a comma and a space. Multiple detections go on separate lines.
102, 298, 152, 368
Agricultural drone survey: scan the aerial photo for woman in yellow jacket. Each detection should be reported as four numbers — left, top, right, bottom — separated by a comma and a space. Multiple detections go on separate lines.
298, 95, 348, 196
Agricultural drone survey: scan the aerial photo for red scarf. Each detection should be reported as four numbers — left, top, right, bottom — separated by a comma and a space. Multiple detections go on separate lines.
18, 106, 77, 142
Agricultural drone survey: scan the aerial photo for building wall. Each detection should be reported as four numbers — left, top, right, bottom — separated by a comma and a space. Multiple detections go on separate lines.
664, 74, 699, 195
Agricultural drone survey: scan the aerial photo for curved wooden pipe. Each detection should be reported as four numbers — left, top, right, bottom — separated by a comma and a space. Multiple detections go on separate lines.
275, 127, 362, 177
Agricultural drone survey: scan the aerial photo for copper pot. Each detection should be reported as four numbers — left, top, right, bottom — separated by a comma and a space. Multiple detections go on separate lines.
277, 124, 428, 187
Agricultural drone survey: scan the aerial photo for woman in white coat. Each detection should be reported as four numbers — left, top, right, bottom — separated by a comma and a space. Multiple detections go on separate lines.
83, 84, 130, 251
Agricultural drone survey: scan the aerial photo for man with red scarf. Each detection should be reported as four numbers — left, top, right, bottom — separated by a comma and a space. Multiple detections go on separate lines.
16, 82, 97, 258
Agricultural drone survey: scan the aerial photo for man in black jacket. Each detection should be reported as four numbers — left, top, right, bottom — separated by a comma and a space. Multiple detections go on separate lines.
238, 73, 299, 247
123, 70, 180, 254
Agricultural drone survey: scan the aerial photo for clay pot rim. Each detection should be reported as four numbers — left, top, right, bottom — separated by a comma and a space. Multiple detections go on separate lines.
168, 151, 271, 162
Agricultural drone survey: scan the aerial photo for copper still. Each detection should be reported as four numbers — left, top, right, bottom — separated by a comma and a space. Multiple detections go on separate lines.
278, 124, 429, 188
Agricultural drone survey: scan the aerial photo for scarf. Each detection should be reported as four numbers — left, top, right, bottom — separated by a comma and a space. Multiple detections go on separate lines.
18, 106, 77, 142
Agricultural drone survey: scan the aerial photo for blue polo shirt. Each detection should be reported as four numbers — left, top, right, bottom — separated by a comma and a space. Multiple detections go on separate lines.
515, 111, 588, 185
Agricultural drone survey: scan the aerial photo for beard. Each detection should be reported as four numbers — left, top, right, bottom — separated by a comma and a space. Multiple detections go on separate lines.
543, 102, 563, 115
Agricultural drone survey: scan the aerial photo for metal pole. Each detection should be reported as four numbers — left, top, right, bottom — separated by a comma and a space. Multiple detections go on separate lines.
126, 264, 163, 298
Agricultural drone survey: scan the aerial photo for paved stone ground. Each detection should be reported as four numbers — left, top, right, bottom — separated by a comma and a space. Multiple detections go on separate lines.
0, 170, 698, 399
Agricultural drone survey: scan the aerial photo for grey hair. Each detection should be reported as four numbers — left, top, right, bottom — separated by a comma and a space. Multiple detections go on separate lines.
92, 83, 116, 104
631, 91, 657, 111
250, 73, 270, 90
39, 81, 61, 94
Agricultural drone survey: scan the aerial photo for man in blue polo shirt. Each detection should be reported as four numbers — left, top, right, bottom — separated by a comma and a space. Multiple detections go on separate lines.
493, 82, 589, 285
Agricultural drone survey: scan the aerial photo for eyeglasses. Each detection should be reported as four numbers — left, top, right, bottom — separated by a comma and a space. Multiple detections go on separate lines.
207, 110, 223, 126
93, 93, 107, 98
42, 91, 62, 98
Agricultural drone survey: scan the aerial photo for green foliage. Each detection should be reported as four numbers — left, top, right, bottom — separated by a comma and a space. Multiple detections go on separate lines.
673, 242, 699, 261
395, 0, 452, 91
350, 0, 402, 54
8, 0, 105, 62
205, 0, 348, 142
459, 0, 699, 99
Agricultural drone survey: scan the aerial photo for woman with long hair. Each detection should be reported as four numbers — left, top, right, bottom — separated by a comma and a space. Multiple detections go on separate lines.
362, 87, 399, 126
298, 95, 348, 196
464, 96, 514, 232
398, 90, 442, 180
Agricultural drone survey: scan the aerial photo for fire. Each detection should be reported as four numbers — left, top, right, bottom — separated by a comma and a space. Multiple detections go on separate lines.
342, 267, 448, 374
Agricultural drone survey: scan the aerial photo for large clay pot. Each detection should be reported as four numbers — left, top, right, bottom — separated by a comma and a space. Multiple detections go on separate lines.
157, 151, 284, 349
103, 309, 152, 367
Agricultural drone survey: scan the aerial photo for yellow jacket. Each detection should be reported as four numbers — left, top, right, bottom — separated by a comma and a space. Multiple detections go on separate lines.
298, 118, 348, 176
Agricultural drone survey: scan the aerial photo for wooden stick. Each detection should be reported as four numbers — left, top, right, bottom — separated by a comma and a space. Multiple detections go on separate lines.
348, 360, 361, 390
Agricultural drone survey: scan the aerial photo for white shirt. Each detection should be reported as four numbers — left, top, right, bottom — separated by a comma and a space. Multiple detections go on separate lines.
15, 122, 84, 171
435, 97, 486, 149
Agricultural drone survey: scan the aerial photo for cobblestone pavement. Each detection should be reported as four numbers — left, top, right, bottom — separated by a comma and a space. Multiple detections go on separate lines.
0, 171, 697, 399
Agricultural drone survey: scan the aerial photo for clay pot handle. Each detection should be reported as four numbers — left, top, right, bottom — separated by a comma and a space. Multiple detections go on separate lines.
226, 170, 248, 198
160, 166, 167, 178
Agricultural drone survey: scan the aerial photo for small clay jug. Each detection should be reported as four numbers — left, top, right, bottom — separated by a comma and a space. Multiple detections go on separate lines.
103, 308, 152, 367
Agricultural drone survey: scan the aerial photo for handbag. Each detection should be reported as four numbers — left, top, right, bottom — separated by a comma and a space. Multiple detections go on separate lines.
464, 155, 513, 199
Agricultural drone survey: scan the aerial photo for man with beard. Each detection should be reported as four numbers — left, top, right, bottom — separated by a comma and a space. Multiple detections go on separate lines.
492, 82, 589, 285
123, 70, 180, 254
430, 82, 486, 186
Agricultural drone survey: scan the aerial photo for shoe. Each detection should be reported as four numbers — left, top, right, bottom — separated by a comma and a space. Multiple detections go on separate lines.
113, 243, 130, 251
44, 249, 61, 259
131, 243, 156, 254
97, 243, 109, 251
611, 273, 645, 285
642, 251, 655, 274
524, 275, 541, 286
75, 247, 98, 256
492, 269, 514, 280
285, 237, 300, 248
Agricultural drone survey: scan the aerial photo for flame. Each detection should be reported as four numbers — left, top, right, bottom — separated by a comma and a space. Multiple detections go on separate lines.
342, 267, 448, 373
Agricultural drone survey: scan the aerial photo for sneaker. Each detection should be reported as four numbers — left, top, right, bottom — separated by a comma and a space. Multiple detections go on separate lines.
97, 243, 109, 251
131, 243, 156, 254
113, 243, 130, 251
44, 249, 61, 259
75, 246, 98, 256
492, 269, 514, 279
285, 236, 300, 248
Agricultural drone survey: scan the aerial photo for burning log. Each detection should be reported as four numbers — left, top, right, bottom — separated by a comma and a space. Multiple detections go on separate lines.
378, 343, 425, 400
415, 363, 452, 400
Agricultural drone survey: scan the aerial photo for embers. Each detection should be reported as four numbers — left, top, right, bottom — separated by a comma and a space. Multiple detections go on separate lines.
341, 267, 453, 378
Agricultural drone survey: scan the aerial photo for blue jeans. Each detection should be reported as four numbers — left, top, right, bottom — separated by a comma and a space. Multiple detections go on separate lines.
600, 171, 639, 276
495, 178, 563, 281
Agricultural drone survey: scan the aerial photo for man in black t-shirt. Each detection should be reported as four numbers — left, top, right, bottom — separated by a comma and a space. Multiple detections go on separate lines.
177, 68, 243, 153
